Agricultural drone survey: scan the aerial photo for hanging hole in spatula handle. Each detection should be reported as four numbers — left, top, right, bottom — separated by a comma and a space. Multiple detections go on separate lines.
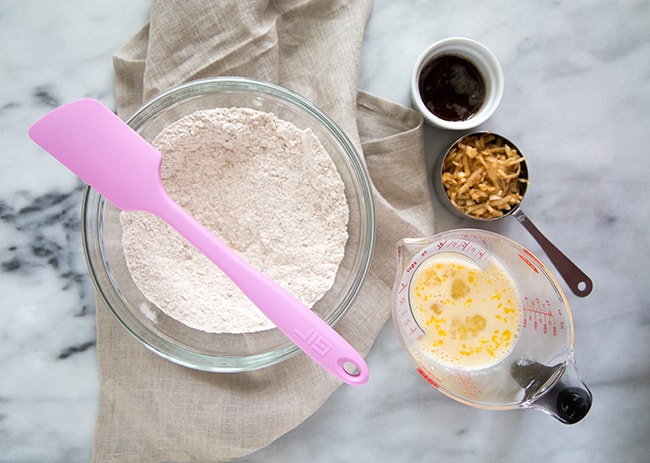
513, 210, 593, 297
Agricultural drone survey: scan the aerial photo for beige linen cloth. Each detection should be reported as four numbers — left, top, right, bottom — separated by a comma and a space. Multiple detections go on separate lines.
92, 1, 435, 461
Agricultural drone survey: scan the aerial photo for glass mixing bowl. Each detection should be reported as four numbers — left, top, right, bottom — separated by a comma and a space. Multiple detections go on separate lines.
82, 77, 375, 372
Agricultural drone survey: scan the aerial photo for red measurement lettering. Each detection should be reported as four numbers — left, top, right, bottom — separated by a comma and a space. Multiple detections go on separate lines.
417, 367, 441, 389
518, 253, 539, 273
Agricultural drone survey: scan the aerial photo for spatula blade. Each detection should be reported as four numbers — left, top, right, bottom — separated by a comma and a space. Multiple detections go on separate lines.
28, 98, 165, 212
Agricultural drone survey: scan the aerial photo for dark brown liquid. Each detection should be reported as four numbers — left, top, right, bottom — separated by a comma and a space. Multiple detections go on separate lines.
418, 54, 486, 121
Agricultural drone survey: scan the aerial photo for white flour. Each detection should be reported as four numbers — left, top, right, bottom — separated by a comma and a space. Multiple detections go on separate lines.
120, 107, 349, 333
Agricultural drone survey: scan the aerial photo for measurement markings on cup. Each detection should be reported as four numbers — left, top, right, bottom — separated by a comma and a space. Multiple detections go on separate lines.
522, 297, 563, 336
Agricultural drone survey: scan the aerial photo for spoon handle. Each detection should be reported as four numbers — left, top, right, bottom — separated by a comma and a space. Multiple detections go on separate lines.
513, 210, 593, 297
150, 192, 369, 385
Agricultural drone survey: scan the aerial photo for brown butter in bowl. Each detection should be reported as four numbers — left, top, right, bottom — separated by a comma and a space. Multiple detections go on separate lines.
441, 133, 529, 220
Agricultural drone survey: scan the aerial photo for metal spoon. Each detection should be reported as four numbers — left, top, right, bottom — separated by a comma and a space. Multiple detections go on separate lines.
29, 98, 369, 385
434, 132, 593, 297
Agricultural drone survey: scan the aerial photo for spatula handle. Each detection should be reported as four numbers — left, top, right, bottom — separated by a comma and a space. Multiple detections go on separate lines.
151, 193, 369, 385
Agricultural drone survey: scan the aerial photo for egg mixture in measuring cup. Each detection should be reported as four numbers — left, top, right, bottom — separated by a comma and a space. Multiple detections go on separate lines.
410, 251, 521, 370
393, 229, 592, 423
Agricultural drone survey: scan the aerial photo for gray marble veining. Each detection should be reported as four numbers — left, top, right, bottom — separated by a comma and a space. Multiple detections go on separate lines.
1, 0, 649, 462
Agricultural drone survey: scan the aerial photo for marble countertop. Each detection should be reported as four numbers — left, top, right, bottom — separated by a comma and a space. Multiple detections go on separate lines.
2, 0, 649, 461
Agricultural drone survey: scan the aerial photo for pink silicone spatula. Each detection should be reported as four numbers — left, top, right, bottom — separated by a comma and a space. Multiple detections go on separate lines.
29, 98, 368, 385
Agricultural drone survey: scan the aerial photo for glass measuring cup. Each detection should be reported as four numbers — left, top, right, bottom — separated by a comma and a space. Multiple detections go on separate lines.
392, 229, 592, 423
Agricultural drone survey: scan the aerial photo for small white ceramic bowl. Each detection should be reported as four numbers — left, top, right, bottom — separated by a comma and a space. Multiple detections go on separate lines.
411, 37, 504, 130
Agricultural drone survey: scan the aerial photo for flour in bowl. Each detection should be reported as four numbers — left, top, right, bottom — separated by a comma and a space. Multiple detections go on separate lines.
120, 107, 349, 333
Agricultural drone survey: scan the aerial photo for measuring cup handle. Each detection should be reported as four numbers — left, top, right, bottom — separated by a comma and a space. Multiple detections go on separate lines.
513, 210, 593, 297
529, 356, 593, 424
